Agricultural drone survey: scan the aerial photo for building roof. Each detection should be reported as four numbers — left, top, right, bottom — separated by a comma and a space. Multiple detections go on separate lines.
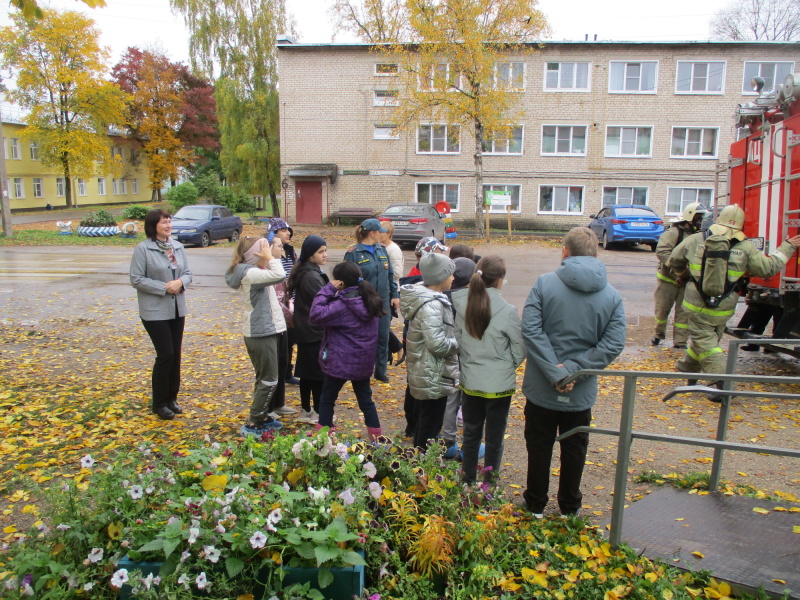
277, 39, 800, 50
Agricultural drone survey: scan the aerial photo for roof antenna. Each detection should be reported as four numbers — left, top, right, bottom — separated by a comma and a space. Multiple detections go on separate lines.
594, 34, 597, 41
585, 34, 588, 41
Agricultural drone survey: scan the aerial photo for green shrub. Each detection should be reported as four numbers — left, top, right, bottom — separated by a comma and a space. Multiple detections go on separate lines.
121, 204, 151, 220
79, 209, 117, 227
191, 172, 222, 200
165, 182, 199, 212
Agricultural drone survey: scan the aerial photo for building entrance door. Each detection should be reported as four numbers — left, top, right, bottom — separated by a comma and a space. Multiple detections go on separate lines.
295, 181, 323, 224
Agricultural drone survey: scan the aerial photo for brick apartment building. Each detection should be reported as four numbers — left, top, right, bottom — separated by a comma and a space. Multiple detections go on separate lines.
277, 40, 797, 229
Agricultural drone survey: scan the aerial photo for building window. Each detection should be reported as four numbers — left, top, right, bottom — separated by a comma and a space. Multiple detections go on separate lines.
56, 177, 65, 197
112, 178, 119, 195
494, 62, 525, 89
482, 125, 523, 154
666, 188, 713, 214
29, 142, 39, 160
605, 126, 652, 157
602, 186, 648, 206
417, 124, 460, 153
416, 183, 460, 212
375, 63, 398, 76
676, 61, 725, 94
10, 138, 21, 159
98, 177, 106, 196
120, 178, 128, 194
132, 178, 139, 194
541, 125, 587, 156
32, 177, 43, 198
671, 127, 718, 158
539, 185, 583, 214
77, 178, 87, 196
609, 61, 657, 93
374, 124, 399, 140
484, 184, 521, 213
13, 178, 24, 199
742, 61, 794, 94
420, 63, 458, 91
373, 90, 399, 106
112, 146, 123, 161
544, 62, 590, 91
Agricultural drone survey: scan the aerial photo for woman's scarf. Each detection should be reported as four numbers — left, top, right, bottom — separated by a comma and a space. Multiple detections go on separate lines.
155, 238, 177, 268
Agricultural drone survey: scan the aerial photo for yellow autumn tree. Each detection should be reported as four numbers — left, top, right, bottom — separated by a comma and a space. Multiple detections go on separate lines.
388, 0, 549, 235
0, 8, 128, 207
330, 0, 414, 42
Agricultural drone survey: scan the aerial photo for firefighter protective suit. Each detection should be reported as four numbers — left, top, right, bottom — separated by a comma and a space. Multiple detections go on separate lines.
653, 224, 692, 346
668, 229, 796, 375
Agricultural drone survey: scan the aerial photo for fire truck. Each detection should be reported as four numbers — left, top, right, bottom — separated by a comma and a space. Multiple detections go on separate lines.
727, 72, 800, 353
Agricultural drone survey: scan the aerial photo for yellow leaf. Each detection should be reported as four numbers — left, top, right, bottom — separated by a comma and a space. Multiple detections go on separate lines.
792, 526, 800, 534
752, 507, 770, 515
718, 581, 731, 596
509, 484, 522, 489
691, 551, 704, 559
645, 573, 658, 583
662, 590, 674, 600
675, 518, 684, 521
286, 468, 304, 485
201, 474, 228, 492
521, 567, 537, 582
3, 526, 17, 533
772, 579, 786, 584
21, 505, 38, 515
238, 595, 255, 600
211, 455, 228, 466
774, 490, 799, 502
789, 507, 800, 513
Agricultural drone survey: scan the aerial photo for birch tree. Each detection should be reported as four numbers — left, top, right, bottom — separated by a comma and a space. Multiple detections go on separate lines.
329, 0, 414, 42
711, 0, 800, 41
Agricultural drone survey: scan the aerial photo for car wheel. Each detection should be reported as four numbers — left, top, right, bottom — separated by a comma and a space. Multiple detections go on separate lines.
230, 230, 240, 243
200, 231, 211, 248
602, 231, 612, 250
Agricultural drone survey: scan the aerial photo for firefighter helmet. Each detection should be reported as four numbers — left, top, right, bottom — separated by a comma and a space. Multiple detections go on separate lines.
670, 202, 709, 224
716, 205, 745, 231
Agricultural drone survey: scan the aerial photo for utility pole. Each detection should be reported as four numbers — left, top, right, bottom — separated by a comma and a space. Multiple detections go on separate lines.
0, 103, 13, 237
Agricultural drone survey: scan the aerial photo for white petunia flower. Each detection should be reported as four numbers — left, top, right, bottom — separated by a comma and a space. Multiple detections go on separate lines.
188, 528, 200, 544
83, 582, 94, 591
56, 523, 71, 531
87, 548, 103, 563
363, 462, 377, 479
368, 482, 382, 499
195, 572, 208, 589
268, 508, 282, 524
203, 545, 221, 563
250, 531, 267, 549
80, 454, 95, 469
177, 574, 190, 589
338, 488, 356, 505
110, 569, 129, 588
128, 485, 143, 500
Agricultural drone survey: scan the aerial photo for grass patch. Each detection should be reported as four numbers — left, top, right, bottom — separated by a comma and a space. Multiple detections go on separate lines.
634, 470, 778, 500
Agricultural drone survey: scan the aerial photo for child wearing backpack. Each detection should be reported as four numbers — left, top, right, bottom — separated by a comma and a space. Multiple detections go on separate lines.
451, 256, 525, 485
309, 261, 386, 439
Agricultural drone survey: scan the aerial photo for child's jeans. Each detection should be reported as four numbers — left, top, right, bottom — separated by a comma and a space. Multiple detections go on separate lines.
318, 375, 381, 428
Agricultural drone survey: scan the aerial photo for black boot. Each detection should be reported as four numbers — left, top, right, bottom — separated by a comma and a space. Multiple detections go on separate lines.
707, 381, 725, 404
651, 337, 661, 346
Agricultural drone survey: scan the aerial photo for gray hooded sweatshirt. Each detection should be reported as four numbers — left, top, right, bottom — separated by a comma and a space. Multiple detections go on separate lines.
225, 260, 286, 338
521, 255, 626, 412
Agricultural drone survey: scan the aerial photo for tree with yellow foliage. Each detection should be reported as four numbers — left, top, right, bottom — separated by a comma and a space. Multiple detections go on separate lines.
388, 0, 549, 234
329, 0, 414, 42
0, 8, 127, 208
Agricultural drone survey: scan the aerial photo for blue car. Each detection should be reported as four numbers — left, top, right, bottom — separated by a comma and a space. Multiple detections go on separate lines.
588, 204, 664, 251
170, 205, 243, 248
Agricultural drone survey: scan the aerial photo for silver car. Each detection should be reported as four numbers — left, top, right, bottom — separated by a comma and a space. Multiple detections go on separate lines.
378, 204, 447, 246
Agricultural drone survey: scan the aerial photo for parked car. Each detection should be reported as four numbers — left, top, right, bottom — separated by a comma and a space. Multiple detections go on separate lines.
378, 204, 447, 246
588, 204, 664, 251
170, 205, 242, 247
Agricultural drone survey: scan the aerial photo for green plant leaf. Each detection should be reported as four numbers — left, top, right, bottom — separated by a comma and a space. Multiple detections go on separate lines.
226, 557, 245, 578
314, 545, 341, 567
162, 537, 180, 559
160, 554, 179, 577
138, 539, 164, 552
317, 567, 334, 589
295, 542, 317, 561
341, 550, 366, 566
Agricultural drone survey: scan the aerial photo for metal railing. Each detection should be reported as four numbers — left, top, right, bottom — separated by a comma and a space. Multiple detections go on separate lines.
556, 338, 800, 548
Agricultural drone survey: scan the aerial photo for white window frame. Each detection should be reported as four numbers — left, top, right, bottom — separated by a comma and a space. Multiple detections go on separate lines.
374, 124, 399, 140
112, 146, 123, 161
419, 62, 459, 91
675, 60, 726, 95
120, 178, 128, 194
416, 182, 460, 212
375, 63, 398, 76
666, 187, 714, 215
132, 178, 139, 194
544, 62, 590, 92
56, 177, 65, 197
12, 177, 24, 199
98, 177, 106, 196
10, 138, 21, 160
417, 124, 460, 154
483, 125, 524, 155
742, 61, 795, 94
602, 186, 650, 206
29, 141, 39, 161
373, 89, 399, 106
32, 177, 43, 198
494, 62, 526, 90
608, 61, 658, 94
538, 184, 584, 215
670, 126, 719, 159
541, 125, 588, 156
605, 125, 653, 158
77, 178, 87, 197
484, 183, 522, 214
112, 178, 119, 195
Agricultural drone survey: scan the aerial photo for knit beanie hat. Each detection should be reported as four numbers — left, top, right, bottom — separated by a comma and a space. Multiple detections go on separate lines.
420, 252, 455, 286
452, 257, 477, 288
298, 235, 327, 262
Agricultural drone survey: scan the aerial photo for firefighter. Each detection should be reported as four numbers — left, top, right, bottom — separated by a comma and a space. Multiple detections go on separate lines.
652, 202, 708, 348
668, 205, 800, 396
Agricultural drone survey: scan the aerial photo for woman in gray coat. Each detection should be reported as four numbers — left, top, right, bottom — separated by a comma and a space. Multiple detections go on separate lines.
130, 209, 193, 420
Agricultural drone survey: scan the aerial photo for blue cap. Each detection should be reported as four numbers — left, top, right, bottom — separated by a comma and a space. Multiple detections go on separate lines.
361, 218, 386, 233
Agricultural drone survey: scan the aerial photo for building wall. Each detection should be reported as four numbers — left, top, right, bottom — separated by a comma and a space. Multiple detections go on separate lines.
277, 41, 797, 228
2, 122, 153, 211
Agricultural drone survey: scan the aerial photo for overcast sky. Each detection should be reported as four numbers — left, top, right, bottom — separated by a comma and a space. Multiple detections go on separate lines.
0, 0, 737, 69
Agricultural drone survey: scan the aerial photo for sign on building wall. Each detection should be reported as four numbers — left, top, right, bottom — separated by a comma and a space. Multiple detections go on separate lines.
485, 191, 512, 207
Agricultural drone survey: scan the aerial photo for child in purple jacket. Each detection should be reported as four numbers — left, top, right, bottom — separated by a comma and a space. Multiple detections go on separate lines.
309, 262, 386, 439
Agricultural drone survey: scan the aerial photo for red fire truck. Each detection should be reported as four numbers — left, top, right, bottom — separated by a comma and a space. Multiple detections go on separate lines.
727, 72, 800, 351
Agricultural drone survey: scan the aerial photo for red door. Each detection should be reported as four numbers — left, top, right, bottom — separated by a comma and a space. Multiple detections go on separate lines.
295, 181, 323, 224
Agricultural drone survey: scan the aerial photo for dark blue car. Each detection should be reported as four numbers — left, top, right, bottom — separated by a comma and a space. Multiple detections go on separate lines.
588, 204, 664, 251
170, 205, 242, 248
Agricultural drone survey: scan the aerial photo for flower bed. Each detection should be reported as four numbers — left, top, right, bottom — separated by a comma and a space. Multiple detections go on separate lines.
0, 432, 722, 600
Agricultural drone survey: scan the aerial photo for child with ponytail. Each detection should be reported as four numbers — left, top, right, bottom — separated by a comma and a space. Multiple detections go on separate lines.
451, 256, 525, 485
309, 261, 386, 439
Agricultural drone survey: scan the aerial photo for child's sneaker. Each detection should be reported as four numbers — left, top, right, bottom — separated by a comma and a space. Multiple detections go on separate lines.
297, 410, 319, 425
240, 419, 283, 437
273, 406, 297, 415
